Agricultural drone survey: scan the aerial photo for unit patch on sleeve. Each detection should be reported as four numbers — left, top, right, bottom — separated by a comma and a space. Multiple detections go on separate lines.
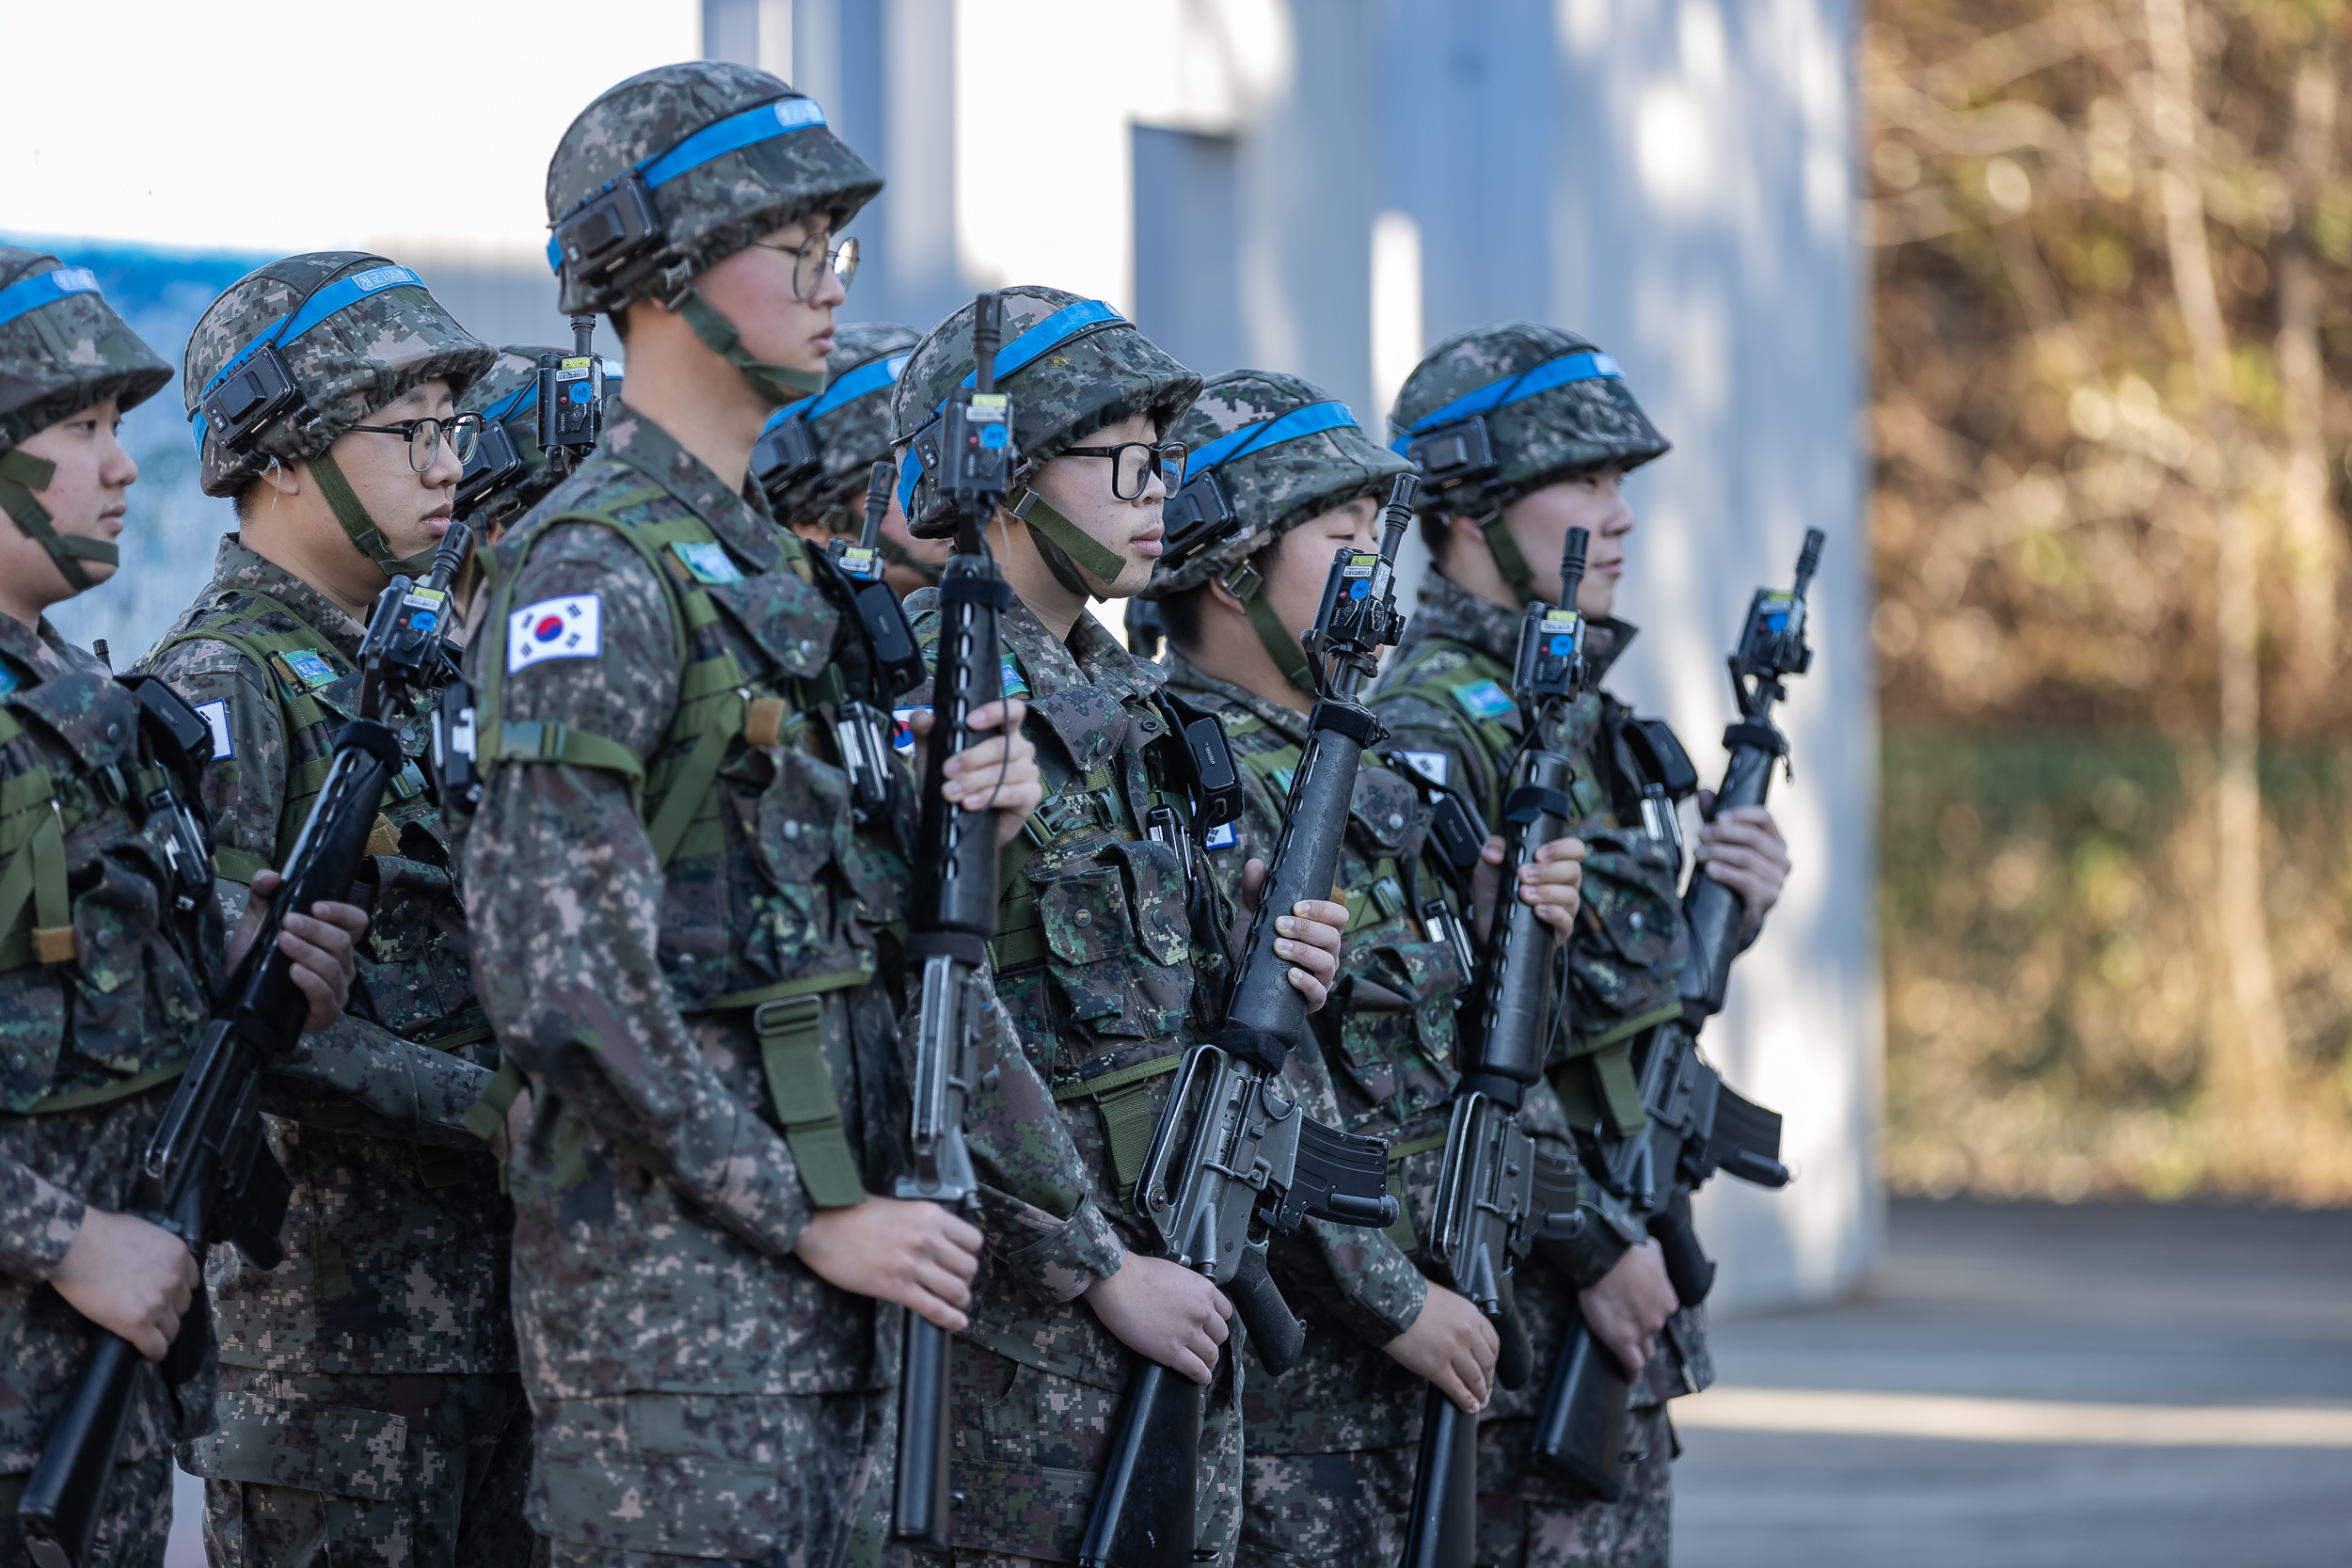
507, 594, 605, 673
196, 700, 233, 761
672, 541, 744, 584
1449, 678, 1515, 721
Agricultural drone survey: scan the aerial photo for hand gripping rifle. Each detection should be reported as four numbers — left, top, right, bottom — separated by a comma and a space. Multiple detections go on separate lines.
1400, 528, 1608, 1568
1077, 478, 1418, 1568
1529, 529, 1823, 1501
891, 293, 1016, 1548
18, 554, 467, 1568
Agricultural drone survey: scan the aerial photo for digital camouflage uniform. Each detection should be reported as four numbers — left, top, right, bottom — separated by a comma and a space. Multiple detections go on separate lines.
887, 288, 1237, 1568
459, 63, 1118, 1568
0, 248, 212, 1568
135, 252, 533, 1568
1372, 325, 1697, 1568
1146, 371, 1625, 1568
759, 322, 920, 534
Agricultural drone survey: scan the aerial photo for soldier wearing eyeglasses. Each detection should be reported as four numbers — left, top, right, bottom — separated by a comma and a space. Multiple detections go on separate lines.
134, 254, 538, 1568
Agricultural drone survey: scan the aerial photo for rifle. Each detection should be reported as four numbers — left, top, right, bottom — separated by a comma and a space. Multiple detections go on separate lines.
17, 552, 467, 1568
890, 293, 1015, 1548
1077, 478, 1418, 1568
1529, 529, 1823, 1501
1400, 528, 1609, 1568
818, 461, 927, 825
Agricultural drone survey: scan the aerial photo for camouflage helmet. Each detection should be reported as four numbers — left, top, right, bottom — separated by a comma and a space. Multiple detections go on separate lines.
0, 247, 173, 591
453, 345, 623, 530
1390, 323, 1668, 584
1144, 370, 1411, 599
755, 321, 920, 529
892, 288, 1199, 589
546, 62, 881, 404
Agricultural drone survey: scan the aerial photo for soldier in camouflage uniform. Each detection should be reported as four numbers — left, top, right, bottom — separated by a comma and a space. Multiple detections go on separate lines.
453, 345, 624, 544
459, 62, 1113, 1568
1371, 324, 1792, 1568
755, 322, 948, 598
888, 295, 1354, 1568
135, 253, 532, 1568
0, 246, 363, 1568
1141, 370, 1613, 1567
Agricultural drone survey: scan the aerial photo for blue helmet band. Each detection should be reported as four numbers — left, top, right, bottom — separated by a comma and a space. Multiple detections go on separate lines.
766, 350, 907, 431
1185, 400, 1359, 482
189, 264, 429, 451
0, 266, 102, 331
545, 96, 831, 273
895, 300, 1129, 510
1389, 350, 1622, 452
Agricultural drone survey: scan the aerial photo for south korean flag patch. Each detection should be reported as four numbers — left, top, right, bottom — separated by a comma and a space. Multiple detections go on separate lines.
507, 594, 604, 673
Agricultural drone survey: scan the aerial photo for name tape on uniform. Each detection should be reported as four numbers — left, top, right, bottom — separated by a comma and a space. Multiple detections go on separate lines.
508, 594, 604, 673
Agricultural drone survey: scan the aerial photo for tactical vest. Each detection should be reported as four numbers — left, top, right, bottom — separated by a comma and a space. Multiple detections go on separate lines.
1210, 705, 1464, 1251
148, 593, 483, 1057
1375, 632, 1685, 1139
470, 484, 888, 1207
981, 651, 1226, 1205
0, 664, 220, 1114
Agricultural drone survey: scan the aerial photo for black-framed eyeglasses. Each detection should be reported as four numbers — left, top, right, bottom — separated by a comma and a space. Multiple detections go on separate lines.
748, 231, 860, 300
347, 412, 485, 473
1058, 440, 1187, 500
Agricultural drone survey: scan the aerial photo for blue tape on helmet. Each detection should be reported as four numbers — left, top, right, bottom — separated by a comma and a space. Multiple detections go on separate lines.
1184, 400, 1359, 480
1390, 351, 1623, 453
0, 266, 101, 330
545, 98, 833, 275
193, 266, 428, 407
764, 351, 907, 433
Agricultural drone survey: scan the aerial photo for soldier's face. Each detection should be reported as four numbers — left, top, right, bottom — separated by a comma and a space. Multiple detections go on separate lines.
1025, 410, 1168, 598
1262, 492, 1381, 639
0, 397, 135, 614
695, 218, 845, 379
320, 378, 462, 564
1502, 467, 1633, 617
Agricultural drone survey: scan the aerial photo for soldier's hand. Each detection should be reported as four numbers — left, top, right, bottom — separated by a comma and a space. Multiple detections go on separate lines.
928, 698, 1044, 848
1233, 860, 1346, 1012
1085, 1254, 1232, 1386
796, 1196, 982, 1332
1693, 794, 1790, 938
1513, 835, 1585, 939
1578, 1239, 1679, 1380
50, 1208, 200, 1362
228, 870, 370, 1035
1381, 1283, 1501, 1412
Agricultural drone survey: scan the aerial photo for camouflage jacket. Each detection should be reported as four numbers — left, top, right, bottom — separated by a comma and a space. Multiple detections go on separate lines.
461, 404, 1117, 1406
0, 616, 221, 1471
138, 536, 512, 1375
1369, 570, 1708, 1412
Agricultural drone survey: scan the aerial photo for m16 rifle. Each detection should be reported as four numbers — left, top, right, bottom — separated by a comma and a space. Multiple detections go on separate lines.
1400, 528, 1608, 1568
1529, 529, 1823, 1501
891, 293, 1017, 1549
16, 549, 469, 1568
816, 461, 926, 824
1076, 478, 1420, 1568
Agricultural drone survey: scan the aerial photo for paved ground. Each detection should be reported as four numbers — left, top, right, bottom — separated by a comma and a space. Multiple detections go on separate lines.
1673, 1197, 2352, 1568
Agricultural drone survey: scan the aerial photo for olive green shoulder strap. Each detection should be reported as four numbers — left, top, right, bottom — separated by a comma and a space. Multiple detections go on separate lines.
0, 707, 72, 973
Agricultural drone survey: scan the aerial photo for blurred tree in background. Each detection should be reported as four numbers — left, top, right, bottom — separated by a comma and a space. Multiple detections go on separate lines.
1868, 0, 2352, 1201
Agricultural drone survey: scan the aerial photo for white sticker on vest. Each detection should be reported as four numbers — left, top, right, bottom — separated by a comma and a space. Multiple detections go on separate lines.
1204, 821, 1238, 851
1397, 750, 1448, 788
196, 700, 232, 762
507, 594, 604, 673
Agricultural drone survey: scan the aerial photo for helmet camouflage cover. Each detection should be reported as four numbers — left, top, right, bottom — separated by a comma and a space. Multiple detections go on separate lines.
1144, 369, 1411, 598
546, 60, 882, 315
184, 251, 494, 499
0, 247, 172, 456
769, 320, 920, 529
892, 286, 1200, 539
1390, 321, 1669, 517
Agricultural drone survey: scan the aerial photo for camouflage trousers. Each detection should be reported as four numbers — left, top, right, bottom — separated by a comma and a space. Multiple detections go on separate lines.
1234, 1443, 1415, 1568
0, 1446, 175, 1568
531, 1387, 893, 1568
188, 1368, 537, 1568
879, 1342, 1242, 1566
1474, 1408, 1674, 1568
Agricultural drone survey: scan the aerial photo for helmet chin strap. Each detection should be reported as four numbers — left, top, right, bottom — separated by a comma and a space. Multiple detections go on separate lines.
0, 449, 118, 594
1218, 561, 1316, 695
1476, 505, 1539, 602
672, 286, 827, 405
1008, 487, 1127, 600
309, 449, 439, 579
